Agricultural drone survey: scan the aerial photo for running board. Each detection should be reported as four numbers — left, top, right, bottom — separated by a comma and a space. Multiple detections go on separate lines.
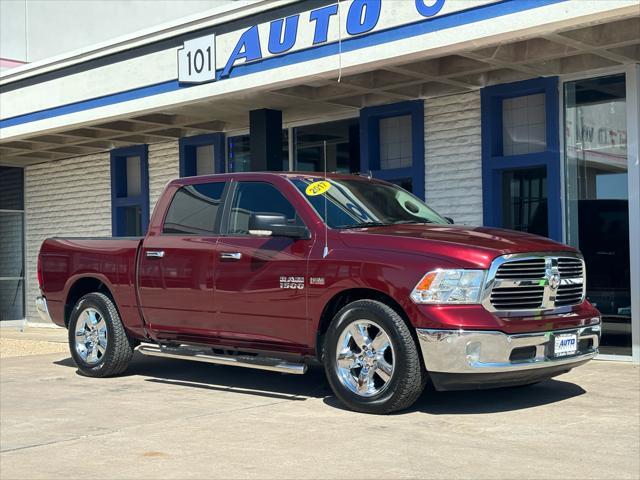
137, 344, 307, 375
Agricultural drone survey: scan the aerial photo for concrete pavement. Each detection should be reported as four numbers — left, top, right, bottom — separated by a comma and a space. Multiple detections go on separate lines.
0, 330, 638, 480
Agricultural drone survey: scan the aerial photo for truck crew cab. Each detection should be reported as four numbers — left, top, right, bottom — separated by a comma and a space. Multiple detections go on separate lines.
36, 172, 601, 414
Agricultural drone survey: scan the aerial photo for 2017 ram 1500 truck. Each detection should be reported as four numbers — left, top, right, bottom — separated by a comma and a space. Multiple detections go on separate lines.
36, 172, 601, 414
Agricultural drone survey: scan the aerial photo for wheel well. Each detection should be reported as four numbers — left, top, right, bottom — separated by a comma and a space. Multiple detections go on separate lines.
64, 277, 114, 327
315, 288, 414, 361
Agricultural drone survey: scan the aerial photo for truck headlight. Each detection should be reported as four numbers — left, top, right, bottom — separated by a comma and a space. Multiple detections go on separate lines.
410, 269, 486, 304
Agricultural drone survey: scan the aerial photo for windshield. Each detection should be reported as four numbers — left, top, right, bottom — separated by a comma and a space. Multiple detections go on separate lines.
291, 177, 449, 229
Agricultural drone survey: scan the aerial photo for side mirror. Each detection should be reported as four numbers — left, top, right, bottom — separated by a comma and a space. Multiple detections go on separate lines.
445, 217, 454, 224
248, 213, 310, 239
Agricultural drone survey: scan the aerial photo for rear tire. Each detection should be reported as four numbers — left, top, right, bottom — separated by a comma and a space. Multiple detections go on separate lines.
68, 292, 134, 377
323, 299, 426, 414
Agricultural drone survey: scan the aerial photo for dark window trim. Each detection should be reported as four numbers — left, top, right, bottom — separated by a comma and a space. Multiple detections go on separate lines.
179, 133, 226, 177
360, 100, 425, 198
481, 76, 562, 241
110, 145, 149, 236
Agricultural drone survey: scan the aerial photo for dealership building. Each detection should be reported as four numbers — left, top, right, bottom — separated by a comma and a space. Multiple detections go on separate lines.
0, 0, 638, 361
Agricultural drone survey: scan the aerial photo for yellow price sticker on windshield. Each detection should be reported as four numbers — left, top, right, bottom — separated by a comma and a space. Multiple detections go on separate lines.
305, 180, 331, 196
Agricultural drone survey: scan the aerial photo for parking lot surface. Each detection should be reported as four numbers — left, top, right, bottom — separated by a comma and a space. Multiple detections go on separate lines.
1, 329, 638, 480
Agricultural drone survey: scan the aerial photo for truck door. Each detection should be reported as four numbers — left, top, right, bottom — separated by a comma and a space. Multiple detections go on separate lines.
138, 181, 226, 338
214, 180, 313, 349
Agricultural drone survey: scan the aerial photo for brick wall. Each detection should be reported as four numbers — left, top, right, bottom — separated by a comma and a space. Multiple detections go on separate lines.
149, 141, 179, 210
24, 141, 179, 324
424, 91, 483, 226
24, 153, 112, 324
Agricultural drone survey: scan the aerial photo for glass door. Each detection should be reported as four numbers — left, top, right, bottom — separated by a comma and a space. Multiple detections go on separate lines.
564, 73, 631, 356
0, 167, 25, 321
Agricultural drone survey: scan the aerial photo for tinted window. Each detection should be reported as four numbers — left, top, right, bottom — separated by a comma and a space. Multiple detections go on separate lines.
163, 182, 225, 235
0, 167, 24, 210
228, 182, 301, 235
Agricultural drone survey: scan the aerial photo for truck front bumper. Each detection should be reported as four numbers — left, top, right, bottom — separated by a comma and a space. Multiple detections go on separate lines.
35, 296, 52, 323
416, 323, 600, 391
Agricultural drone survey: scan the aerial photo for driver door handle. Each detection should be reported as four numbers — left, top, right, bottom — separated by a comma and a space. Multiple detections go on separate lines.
146, 250, 165, 258
220, 252, 242, 260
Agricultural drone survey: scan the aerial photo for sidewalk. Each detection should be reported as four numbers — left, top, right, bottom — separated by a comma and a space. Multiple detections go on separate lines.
0, 326, 68, 359
1, 325, 639, 479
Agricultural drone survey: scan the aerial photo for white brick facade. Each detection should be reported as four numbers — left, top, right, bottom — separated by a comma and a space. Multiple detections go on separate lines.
25, 153, 112, 324
149, 141, 179, 210
424, 92, 483, 226
23, 141, 180, 324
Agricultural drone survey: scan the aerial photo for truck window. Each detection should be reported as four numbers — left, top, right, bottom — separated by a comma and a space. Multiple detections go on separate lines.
162, 182, 225, 235
227, 182, 302, 235
291, 177, 448, 228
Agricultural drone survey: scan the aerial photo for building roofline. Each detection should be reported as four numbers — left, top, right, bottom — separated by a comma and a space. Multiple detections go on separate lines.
0, 0, 295, 85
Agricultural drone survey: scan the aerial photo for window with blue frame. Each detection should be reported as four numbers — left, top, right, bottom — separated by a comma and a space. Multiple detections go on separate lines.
481, 77, 561, 241
360, 100, 424, 197
110, 145, 149, 237
179, 133, 225, 177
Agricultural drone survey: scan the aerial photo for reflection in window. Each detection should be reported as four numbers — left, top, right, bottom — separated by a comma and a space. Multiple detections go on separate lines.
0, 166, 25, 320
227, 132, 289, 172
228, 182, 300, 235
379, 115, 412, 169
163, 183, 225, 235
502, 93, 546, 155
565, 74, 630, 356
295, 119, 359, 173
195, 145, 215, 175
111, 146, 149, 237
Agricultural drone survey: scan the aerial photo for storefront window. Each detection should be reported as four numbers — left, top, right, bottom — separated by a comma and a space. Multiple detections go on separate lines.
227, 131, 289, 172
180, 133, 224, 177
110, 146, 149, 237
227, 135, 251, 172
564, 73, 631, 356
501, 167, 548, 237
0, 167, 25, 321
502, 93, 546, 155
379, 115, 412, 169
294, 119, 359, 173
481, 77, 561, 241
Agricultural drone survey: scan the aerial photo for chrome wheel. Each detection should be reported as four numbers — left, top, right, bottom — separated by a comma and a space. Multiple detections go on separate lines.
74, 307, 108, 365
335, 319, 395, 397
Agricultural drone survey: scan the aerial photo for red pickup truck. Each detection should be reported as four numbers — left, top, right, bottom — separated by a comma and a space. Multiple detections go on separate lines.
36, 172, 601, 414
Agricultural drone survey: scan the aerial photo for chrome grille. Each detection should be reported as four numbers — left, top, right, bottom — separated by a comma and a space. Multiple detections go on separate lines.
555, 282, 584, 306
485, 254, 585, 312
557, 257, 583, 278
490, 285, 544, 309
494, 258, 546, 279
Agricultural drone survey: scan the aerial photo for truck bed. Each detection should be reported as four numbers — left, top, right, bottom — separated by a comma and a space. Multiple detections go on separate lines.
39, 236, 143, 330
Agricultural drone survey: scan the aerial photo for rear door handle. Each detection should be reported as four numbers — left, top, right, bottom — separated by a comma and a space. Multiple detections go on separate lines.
146, 250, 165, 258
220, 252, 242, 260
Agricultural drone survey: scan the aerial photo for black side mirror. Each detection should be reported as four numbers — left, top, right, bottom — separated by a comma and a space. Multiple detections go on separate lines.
248, 213, 310, 239
445, 217, 454, 224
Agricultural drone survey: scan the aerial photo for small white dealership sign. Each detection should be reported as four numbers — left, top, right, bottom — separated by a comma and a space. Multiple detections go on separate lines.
178, 34, 216, 84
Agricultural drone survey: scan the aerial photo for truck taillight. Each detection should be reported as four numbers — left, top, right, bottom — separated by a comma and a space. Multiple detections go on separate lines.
37, 255, 43, 290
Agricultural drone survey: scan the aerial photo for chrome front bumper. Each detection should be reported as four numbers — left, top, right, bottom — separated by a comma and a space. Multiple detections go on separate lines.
416, 323, 600, 375
35, 296, 52, 323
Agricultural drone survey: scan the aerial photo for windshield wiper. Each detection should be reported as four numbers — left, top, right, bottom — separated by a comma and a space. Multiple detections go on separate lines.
335, 221, 391, 229
393, 220, 433, 224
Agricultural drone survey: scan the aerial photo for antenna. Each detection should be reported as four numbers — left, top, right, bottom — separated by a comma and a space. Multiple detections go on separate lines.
337, 0, 342, 83
322, 140, 329, 258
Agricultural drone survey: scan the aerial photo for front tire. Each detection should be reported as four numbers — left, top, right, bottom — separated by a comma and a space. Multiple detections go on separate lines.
323, 300, 426, 414
68, 292, 134, 377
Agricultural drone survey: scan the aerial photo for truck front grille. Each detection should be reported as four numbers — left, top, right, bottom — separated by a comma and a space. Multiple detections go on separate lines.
486, 255, 585, 312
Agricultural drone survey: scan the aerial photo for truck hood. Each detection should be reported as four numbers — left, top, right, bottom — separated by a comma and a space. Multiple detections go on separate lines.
339, 224, 575, 269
